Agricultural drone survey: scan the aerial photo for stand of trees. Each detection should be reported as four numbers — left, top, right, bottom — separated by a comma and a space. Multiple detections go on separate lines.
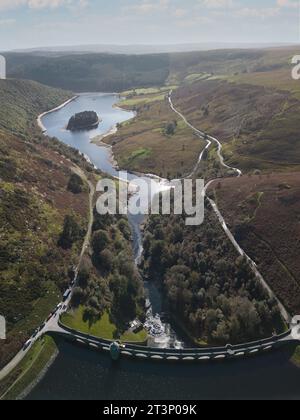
58, 215, 84, 250
67, 173, 84, 194
70, 210, 145, 329
141, 202, 283, 345
6, 53, 170, 92
67, 111, 99, 131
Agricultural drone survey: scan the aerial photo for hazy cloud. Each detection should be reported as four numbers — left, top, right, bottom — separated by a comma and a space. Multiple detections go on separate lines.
277, 0, 299, 8
235, 7, 280, 18
0, 18, 16, 25
124, 0, 170, 15
0, 0, 87, 10
198, 0, 235, 9
0, 0, 298, 49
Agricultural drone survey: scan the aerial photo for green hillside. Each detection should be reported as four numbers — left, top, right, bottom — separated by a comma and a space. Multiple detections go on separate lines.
0, 79, 71, 134
3, 47, 297, 94
0, 79, 90, 369
4, 53, 170, 92
0, 79, 145, 374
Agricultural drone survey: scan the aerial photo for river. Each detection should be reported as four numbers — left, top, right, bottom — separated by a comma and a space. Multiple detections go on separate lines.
27, 93, 300, 400
40, 92, 186, 347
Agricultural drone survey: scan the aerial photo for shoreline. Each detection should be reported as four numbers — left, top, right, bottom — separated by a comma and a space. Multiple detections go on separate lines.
11, 91, 299, 400
17, 349, 59, 401
37, 95, 79, 132
20, 93, 139, 398
91, 126, 118, 144
91, 136, 120, 172
16, 92, 175, 399
90, 101, 137, 146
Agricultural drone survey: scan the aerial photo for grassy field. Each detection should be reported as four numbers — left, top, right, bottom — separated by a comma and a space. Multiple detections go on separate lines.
121, 86, 177, 97
169, 47, 296, 85
105, 89, 204, 179
61, 306, 148, 344
109, 47, 300, 177
119, 94, 166, 107
0, 336, 58, 400
225, 69, 300, 100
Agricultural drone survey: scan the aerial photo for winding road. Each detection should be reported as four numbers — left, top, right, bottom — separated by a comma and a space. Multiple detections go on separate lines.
168, 91, 290, 324
0, 89, 297, 392
0, 164, 95, 387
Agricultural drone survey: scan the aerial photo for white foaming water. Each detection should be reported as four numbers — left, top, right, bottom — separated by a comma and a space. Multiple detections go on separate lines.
40, 93, 187, 348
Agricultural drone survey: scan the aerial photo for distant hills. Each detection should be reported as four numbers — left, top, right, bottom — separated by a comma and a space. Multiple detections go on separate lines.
2, 45, 298, 93
3, 52, 170, 92
6, 42, 298, 56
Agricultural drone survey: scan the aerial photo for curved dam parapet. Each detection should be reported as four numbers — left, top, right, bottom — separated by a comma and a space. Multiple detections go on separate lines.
44, 317, 300, 364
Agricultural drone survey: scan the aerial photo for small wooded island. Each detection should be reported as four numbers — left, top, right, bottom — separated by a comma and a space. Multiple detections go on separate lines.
67, 111, 100, 131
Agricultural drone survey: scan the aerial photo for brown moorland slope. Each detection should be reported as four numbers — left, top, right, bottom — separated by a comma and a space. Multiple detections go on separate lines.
172, 79, 300, 172
104, 48, 300, 178
210, 172, 300, 314
0, 128, 91, 369
0, 79, 95, 368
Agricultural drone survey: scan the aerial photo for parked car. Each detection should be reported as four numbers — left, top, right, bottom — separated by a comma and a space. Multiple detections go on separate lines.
23, 339, 32, 351
63, 289, 71, 302
32, 329, 39, 338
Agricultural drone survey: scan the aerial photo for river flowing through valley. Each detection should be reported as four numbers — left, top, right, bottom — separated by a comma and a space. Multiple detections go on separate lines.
39, 92, 186, 349
26, 92, 300, 401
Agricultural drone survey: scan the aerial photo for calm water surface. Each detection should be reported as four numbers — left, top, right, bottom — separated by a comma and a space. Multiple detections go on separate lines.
27, 93, 300, 400
42, 93, 133, 177
28, 339, 300, 400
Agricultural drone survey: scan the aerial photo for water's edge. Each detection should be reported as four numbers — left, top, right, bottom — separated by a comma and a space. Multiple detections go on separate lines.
38, 92, 186, 348
24, 92, 300, 401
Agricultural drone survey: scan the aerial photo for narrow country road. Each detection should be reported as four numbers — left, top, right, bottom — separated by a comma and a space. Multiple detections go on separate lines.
70, 165, 95, 283
0, 90, 293, 391
168, 91, 290, 324
0, 165, 95, 387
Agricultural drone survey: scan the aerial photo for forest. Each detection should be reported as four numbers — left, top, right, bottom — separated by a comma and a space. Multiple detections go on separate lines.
5, 53, 170, 92
70, 210, 145, 331
141, 200, 283, 345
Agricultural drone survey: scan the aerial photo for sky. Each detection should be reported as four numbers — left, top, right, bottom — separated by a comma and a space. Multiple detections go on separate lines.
0, 0, 299, 50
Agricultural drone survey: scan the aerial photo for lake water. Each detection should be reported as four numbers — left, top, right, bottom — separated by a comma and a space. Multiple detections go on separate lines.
41, 93, 133, 178
28, 339, 300, 400
42, 93, 187, 346
27, 93, 300, 400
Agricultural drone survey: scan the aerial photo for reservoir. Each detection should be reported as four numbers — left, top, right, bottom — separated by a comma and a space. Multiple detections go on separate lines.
27, 93, 300, 400
40, 92, 185, 348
